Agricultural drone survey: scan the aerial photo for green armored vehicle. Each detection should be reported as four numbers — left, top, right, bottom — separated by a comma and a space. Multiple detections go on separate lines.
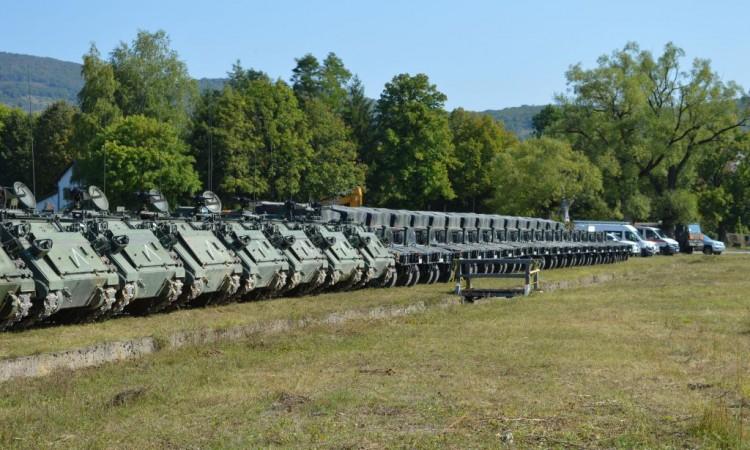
61, 186, 187, 316
0, 182, 120, 326
255, 202, 329, 293
321, 205, 397, 288
217, 208, 290, 299
0, 185, 36, 330
304, 220, 366, 290
134, 190, 243, 308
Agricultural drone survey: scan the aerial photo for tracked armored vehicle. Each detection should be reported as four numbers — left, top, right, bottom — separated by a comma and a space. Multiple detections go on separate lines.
60, 186, 187, 316
255, 202, 329, 293
0, 183, 120, 326
133, 190, 242, 308
321, 205, 397, 287
360, 207, 425, 286
217, 208, 290, 299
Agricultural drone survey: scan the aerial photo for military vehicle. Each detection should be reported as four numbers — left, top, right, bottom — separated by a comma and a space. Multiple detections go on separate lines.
412, 211, 482, 278
216, 208, 290, 299
60, 186, 187, 316
0, 182, 121, 326
321, 205, 397, 287
0, 178, 636, 331
0, 185, 36, 329
360, 207, 424, 286
304, 219, 367, 290
382, 209, 444, 284
255, 202, 329, 293
133, 190, 243, 308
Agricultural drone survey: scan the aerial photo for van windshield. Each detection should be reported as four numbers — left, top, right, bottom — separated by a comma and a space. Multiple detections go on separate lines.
624, 231, 642, 242
651, 228, 667, 239
688, 224, 701, 233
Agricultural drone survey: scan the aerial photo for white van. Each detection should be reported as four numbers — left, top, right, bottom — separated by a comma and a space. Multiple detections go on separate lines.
574, 221, 658, 256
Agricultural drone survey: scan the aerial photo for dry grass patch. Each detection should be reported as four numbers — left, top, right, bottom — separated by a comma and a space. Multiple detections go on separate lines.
0, 254, 748, 448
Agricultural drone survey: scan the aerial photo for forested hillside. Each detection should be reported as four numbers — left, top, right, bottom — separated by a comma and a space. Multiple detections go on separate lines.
0, 52, 83, 111
481, 105, 545, 139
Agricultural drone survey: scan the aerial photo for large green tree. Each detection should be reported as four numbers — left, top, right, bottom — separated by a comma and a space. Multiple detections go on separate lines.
191, 67, 311, 201
548, 42, 748, 225
32, 101, 77, 198
110, 30, 197, 129
0, 104, 34, 192
342, 75, 376, 164
77, 115, 201, 208
487, 137, 603, 219
369, 73, 456, 208
290, 52, 352, 113
449, 108, 517, 211
300, 98, 365, 200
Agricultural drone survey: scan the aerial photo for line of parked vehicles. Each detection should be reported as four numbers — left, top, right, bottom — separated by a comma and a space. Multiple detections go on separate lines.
573, 221, 725, 256
0, 181, 634, 331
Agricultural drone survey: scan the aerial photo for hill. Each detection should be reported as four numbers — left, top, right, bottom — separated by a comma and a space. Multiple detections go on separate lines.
0, 53, 231, 112
480, 104, 545, 139
0, 52, 83, 111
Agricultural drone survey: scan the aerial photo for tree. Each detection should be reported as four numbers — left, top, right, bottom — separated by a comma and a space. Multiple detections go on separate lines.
548, 42, 748, 225
191, 65, 311, 201
449, 108, 517, 211
73, 45, 122, 157
76, 115, 201, 208
32, 101, 77, 197
110, 30, 197, 130
290, 52, 352, 112
486, 137, 603, 219
531, 104, 560, 138
0, 104, 34, 191
369, 74, 456, 209
290, 54, 321, 103
300, 98, 365, 200
342, 75, 376, 164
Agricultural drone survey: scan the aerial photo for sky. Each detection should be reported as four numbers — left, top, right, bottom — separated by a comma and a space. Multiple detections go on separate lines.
2, 0, 749, 110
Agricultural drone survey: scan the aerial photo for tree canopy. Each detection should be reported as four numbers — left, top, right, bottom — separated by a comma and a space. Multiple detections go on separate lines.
545, 42, 749, 226
487, 137, 603, 218
76, 115, 201, 208
368, 73, 456, 209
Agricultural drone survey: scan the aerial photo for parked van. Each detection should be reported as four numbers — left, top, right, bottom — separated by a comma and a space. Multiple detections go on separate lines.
574, 221, 658, 256
636, 226, 679, 255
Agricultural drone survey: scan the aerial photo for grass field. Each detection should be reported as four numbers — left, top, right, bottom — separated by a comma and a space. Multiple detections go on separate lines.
1, 254, 749, 448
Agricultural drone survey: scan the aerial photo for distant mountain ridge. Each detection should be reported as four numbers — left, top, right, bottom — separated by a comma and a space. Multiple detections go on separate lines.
480, 105, 545, 139
0, 52, 83, 111
0, 51, 543, 136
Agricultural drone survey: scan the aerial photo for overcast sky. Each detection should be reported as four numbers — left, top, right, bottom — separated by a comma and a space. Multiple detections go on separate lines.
3, 0, 749, 110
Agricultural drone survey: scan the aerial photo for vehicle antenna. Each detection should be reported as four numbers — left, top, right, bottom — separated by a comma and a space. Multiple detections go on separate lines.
27, 66, 37, 199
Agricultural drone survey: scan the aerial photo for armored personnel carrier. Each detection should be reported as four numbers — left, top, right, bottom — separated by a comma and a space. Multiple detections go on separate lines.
59, 186, 187, 316
216, 207, 290, 299
255, 202, 329, 293
302, 206, 367, 290
321, 205, 397, 287
132, 190, 242, 308
0, 184, 36, 330
0, 182, 120, 325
